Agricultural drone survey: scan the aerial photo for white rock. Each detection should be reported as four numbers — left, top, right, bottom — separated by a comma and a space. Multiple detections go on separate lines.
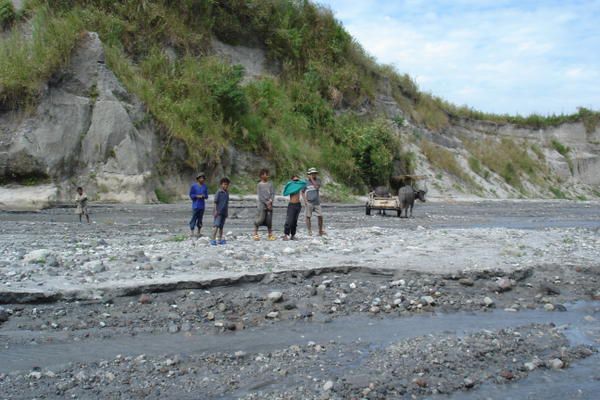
23, 249, 52, 264
323, 380, 334, 391
28, 371, 42, 379
548, 358, 564, 369
483, 297, 495, 307
266, 311, 279, 319
389, 279, 406, 287
267, 291, 284, 302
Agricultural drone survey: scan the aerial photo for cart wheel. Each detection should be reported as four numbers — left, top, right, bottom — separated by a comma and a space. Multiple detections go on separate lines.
366, 206, 371, 216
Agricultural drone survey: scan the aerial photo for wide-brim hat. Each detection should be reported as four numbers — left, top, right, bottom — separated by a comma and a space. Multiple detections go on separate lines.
196, 172, 206, 179
307, 167, 318, 174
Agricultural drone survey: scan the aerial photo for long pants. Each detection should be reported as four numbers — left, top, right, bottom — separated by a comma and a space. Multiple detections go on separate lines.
284, 203, 301, 236
189, 208, 205, 230
254, 208, 273, 230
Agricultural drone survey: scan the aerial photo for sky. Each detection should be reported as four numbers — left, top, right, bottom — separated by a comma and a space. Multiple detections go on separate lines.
317, 0, 600, 116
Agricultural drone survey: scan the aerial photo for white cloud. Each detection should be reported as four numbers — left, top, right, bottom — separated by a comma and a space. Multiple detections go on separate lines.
319, 0, 600, 115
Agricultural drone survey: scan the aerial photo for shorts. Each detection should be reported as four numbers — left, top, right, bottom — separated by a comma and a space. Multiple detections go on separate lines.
305, 203, 322, 218
254, 208, 272, 229
76, 206, 89, 215
213, 215, 227, 229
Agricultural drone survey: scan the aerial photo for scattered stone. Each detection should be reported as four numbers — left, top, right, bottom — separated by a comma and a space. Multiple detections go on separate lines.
139, 294, 152, 304
168, 323, 179, 333
323, 380, 334, 391
524, 358, 541, 371
539, 283, 561, 295
554, 304, 567, 312
544, 303, 555, 312
181, 322, 192, 332
459, 278, 474, 287
28, 371, 42, 380
499, 370, 514, 380
510, 267, 533, 282
165, 357, 179, 366
420, 296, 435, 306
496, 278, 513, 292
463, 378, 475, 388
414, 378, 427, 388
268, 291, 284, 303
369, 306, 380, 313
0, 308, 9, 323
23, 249, 52, 264
266, 311, 279, 319
74, 371, 87, 382
483, 297, 495, 307
224, 322, 236, 331
234, 351, 247, 358
548, 358, 564, 370
105, 372, 115, 382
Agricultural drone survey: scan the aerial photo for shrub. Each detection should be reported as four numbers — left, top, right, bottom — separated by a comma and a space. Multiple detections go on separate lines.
345, 118, 400, 188
0, 0, 15, 29
154, 187, 174, 203
420, 140, 474, 186
549, 187, 568, 199
550, 139, 570, 157
0, 6, 83, 108
578, 107, 600, 134
464, 137, 550, 191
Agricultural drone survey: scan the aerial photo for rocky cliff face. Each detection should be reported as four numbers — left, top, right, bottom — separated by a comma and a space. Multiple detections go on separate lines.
0, 32, 160, 209
0, 32, 598, 209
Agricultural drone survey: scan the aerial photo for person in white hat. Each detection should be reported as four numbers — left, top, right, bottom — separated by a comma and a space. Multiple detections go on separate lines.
303, 167, 326, 236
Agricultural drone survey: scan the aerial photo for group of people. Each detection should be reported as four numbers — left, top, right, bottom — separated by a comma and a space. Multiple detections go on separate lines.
189, 168, 326, 245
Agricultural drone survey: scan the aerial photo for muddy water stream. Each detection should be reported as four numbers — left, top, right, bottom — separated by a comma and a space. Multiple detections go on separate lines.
2, 302, 598, 377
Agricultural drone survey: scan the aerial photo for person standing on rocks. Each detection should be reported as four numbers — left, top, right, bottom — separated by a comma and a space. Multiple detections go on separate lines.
282, 175, 306, 241
211, 177, 230, 246
253, 168, 276, 241
75, 186, 90, 223
189, 173, 209, 237
303, 167, 325, 236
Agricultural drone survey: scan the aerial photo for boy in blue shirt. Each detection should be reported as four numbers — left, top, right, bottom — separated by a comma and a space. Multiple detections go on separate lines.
211, 177, 230, 245
189, 173, 208, 237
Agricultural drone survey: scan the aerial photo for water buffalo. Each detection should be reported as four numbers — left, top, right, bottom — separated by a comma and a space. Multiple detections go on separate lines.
398, 186, 426, 218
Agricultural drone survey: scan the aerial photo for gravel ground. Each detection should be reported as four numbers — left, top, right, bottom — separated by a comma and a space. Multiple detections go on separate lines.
1, 200, 599, 399
0, 200, 599, 299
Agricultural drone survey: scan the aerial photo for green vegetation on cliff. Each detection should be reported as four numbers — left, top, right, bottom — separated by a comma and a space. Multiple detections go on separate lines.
1, 0, 598, 191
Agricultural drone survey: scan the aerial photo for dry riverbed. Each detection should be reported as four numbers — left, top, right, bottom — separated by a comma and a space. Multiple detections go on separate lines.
0, 200, 599, 399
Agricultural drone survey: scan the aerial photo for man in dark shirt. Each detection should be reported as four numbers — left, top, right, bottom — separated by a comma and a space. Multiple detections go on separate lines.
189, 173, 208, 237
211, 177, 230, 246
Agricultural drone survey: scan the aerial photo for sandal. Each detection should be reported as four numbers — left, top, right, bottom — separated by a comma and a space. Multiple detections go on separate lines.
267, 234, 276, 241
253, 234, 260, 241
